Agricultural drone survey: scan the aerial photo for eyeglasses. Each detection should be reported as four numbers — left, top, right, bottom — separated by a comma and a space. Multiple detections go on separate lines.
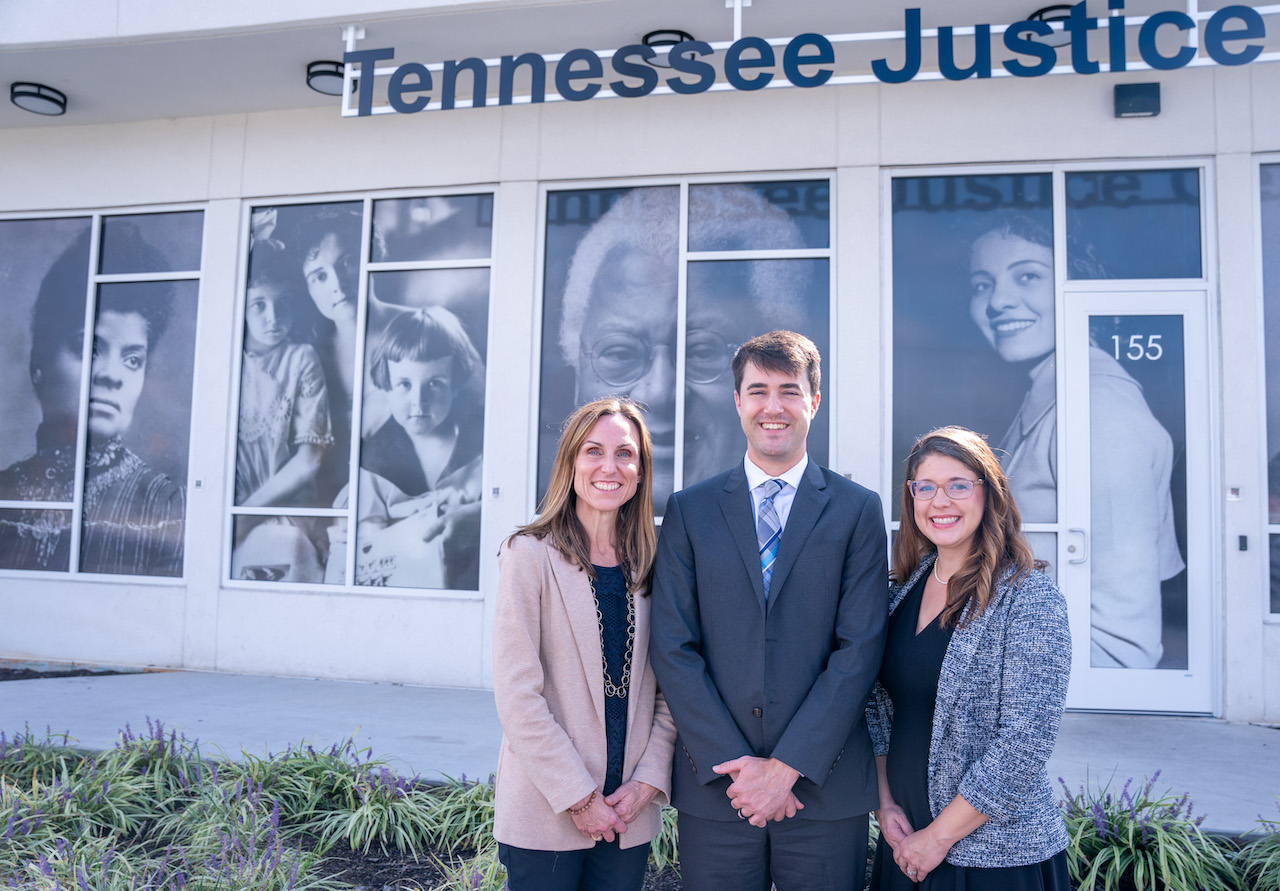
582, 329, 737, 388
907, 479, 984, 500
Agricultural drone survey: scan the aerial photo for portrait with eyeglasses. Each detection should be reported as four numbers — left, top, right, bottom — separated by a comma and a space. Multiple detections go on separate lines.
539, 183, 831, 512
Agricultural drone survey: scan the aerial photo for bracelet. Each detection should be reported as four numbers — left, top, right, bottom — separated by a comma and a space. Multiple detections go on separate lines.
567, 790, 596, 816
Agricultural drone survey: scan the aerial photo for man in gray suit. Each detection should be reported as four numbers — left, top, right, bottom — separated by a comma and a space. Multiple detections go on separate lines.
650, 330, 887, 890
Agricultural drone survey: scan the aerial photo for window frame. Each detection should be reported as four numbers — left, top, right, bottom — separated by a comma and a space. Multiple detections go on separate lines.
0, 204, 206, 583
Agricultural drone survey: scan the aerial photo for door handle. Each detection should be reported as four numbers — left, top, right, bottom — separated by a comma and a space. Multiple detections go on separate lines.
1067, 528, 1089, 564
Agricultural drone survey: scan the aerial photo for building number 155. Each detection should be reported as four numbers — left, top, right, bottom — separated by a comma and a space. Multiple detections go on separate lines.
1113, 334, 1163, 362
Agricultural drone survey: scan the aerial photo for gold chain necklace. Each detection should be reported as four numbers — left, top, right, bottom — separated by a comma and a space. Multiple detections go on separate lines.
591, 577, 635, 700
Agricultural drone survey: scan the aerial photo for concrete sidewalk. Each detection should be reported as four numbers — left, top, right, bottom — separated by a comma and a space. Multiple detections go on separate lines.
1, 670, 1276, 835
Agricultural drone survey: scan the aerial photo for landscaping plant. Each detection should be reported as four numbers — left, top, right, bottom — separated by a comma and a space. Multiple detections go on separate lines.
1238, 805, 1280, 890
1059, 771, 1240, 891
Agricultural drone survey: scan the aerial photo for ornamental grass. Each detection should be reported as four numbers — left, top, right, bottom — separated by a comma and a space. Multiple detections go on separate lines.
1058, 770, 1240, 891
7, 720, 1274, 891
1238, 805, 1280, 890
0, 723, 675, 891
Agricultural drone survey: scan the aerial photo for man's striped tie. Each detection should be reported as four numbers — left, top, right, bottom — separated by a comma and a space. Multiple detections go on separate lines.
757, 478, 784, 599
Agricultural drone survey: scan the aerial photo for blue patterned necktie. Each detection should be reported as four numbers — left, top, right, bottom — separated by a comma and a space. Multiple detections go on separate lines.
757, 479, 785, 598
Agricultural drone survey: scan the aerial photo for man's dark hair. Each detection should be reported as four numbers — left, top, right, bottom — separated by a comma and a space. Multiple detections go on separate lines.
731, 329, 821, 396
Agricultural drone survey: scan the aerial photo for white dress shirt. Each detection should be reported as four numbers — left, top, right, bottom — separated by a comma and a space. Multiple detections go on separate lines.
744, 453, 808, 533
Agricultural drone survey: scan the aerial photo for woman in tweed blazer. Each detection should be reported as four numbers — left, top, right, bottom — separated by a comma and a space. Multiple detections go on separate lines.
866, 426, 1071, 889
493, 398, 675, 891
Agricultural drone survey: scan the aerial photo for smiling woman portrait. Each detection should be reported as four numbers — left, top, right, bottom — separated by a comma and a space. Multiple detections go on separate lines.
967, 213, 1182, 669
492, 397, 674, 891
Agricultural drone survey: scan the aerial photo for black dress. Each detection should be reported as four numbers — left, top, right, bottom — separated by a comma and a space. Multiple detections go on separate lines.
870, 575, 1072, 891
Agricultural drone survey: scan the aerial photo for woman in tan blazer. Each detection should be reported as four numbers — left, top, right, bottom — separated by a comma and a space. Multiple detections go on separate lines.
493, 397, 676, 891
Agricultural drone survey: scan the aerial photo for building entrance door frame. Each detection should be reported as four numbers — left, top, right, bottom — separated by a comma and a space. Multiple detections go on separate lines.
1059, 291, 1216, 713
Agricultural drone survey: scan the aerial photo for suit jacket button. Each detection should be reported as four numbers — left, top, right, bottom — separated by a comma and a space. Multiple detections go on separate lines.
752, 707, 763, 718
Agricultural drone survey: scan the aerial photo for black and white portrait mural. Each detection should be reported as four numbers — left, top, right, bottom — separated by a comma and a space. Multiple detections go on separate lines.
892, 171, 1192, 670
538, 181, 831, 514
231, 196, 492, 590
1261, 163, 1280, 615
0, 212, 201, 577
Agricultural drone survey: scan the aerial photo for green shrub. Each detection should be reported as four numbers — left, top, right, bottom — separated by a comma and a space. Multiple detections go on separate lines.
434, 842, 506, 891
1059, 771, 1240, 891
427, 776, 495, 855
312, 765, 439, 855
103, 718, 216, 806
1238, 807, 1280, 890
648, 805, 679, 871
0, 725, 86, 787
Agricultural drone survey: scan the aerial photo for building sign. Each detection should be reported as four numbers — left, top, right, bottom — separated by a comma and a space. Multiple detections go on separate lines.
341, 3, 1270, 117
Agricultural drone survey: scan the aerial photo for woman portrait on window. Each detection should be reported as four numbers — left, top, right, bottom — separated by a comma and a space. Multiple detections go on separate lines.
967, 213, 1182, 669
0, 227, 185, 576
260, 203, 407, 505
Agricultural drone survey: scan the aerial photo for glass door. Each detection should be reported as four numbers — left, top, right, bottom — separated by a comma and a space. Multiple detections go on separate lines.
1060, 292, 1213, 712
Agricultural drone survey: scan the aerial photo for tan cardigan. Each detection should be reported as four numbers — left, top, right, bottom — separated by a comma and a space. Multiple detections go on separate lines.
492, 533, 675, 851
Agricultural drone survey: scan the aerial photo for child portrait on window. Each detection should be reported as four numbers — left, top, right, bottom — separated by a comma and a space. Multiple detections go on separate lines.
349, 306, 484, 590
234, 244, 333, 509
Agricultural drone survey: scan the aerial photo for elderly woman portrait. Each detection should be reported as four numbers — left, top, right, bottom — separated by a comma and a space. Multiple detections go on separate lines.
542, 183, 829, 512
493, 397, 675, 891
0, 224, 188, 576
867, 426, 1072, 889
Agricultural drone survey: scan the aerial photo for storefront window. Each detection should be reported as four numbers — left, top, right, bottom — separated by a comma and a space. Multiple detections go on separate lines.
1260, 163, 1280, 614
0, 213, 202, 577
1064, 169, 1201, 280
890, 173, 1054, 520
537, 181, 831, 514
891, 169, 1193, 669
230, 194, 493, 590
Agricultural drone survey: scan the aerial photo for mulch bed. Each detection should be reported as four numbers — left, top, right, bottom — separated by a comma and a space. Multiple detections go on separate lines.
0, 665, 133, 682
311, 844, 683, 890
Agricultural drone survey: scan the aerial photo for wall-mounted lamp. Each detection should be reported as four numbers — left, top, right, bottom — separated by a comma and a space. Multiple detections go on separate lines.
642, 30, 697, 69
1115, 82, 1160, 118
10, 82, 67, 116
306, 61, 347, 96
1018, 5, 1073, 48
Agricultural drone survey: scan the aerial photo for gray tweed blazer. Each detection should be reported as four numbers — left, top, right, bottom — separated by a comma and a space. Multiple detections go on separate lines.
865, 553, 1071, 867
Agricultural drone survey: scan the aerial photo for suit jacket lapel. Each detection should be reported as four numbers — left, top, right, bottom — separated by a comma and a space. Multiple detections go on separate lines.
765, 460, 829, 611
719, 465, 769, 614
549, 552, 606, 727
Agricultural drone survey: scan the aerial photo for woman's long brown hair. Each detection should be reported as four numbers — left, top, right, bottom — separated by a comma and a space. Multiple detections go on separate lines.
508, 397, 656, 594
893, 426, 1044, 628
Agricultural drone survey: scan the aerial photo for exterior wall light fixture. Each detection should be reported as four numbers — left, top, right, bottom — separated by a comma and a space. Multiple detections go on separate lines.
10, 82, 67, 116
1021, 5, 1073, 47
642, 30, 697, 68
1115, 82, 1161, 117
306, 61, 347, 95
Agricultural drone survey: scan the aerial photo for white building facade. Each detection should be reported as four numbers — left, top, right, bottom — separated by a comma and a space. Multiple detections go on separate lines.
1, 0, 1278, 721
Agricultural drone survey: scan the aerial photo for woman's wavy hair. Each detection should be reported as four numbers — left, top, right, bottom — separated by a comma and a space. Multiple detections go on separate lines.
894, 426, 1045, 628
969, 210, 1108, 280
509, 398, 656, 594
